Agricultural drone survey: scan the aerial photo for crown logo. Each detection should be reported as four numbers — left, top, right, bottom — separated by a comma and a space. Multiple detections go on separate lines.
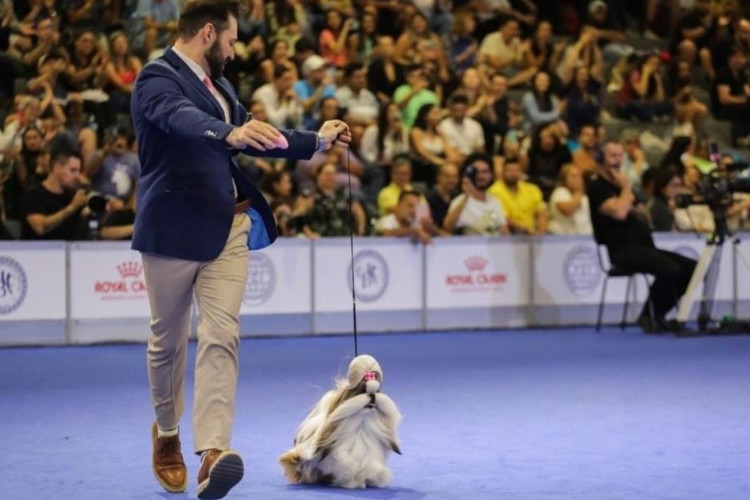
117, 261, 143, 279
464, 256, 488, 272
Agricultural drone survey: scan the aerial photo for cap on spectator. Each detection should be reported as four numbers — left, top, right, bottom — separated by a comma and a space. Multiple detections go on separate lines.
302, 55, 327, 77
588, 0, 607, 13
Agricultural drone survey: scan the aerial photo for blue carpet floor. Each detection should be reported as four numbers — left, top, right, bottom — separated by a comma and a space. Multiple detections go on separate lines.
1, 328, 750, 500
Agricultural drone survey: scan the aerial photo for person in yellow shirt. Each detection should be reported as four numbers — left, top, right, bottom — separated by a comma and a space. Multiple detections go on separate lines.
377, 155, 417, 215
488, 158, 548, 234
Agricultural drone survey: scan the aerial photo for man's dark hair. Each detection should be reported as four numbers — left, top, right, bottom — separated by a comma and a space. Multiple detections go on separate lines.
449, 93, 470, 106
178, 0, 240, 39
344, 62, 364, 79
578, 123, 597, 136
462, 152, 493, 172
274, 65, 290, 80
294, 37, 315, 55
50, 150, 83, 169
504, 156, 521, 168
398, 189, 420, 203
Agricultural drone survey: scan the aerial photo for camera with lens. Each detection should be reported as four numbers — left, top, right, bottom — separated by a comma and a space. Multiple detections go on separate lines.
84, 190, 109, 239
674, 144, 750, 211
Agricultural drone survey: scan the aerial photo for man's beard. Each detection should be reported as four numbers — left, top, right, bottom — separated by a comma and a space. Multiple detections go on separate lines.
205, 39, 226, 78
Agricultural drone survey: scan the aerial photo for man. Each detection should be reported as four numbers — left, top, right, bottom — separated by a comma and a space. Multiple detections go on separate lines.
393, 64, 439, 129
444, 153, 509, 235
21, 149, 87, 240
426, 162, 459, 229
571, 124, 598, 174
587, 142, 696, 333
702, 18, 750, 80
294, 54, 334, 130
377, 155, 418, 215
489, 158, 547, 235
86, 127, 140, 201
712, 46, 750, 147
252, 65, 303, 130
334, 62, 379, 125
477, 19, 534, 87
375, 189, 444, 244
437, 93, 485, 158
130, 1, 350, 498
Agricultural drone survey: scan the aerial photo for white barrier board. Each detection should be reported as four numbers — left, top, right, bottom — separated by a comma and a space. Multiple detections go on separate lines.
426, 237, 530, 309
314, 238, 422, 313
69, 242, 150, 320
0, 242, 66, 321
240, 240, 311, 315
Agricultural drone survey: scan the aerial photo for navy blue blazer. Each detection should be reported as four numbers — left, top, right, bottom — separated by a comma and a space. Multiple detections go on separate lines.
130, 47, 316, 261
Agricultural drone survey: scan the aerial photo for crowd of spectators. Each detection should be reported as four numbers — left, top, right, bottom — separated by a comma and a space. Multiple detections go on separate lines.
1, 0, 750, 243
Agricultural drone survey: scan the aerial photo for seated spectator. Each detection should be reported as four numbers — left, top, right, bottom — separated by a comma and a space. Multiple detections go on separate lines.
670, 0, 717, 67
252, 66, 303, 130
359, 102, 409, 167
571, 124, 599, 174
294, 55, 335, 130
86, 127, 140, 201
617, 52, 675, 123
478, 18, 535, 87
658, 136, 694, 178
303, 162, 366, 238
711, 45, 750, 147
564, 66, 602, 136
21, 149, 87, 240
334, 62, 379, 125
375, 189, 444, 244
319, 9, 353, 69
63, 0, 106, 31
99, 193, 136, 240
426, 162, 459, 230
485, 74, 513, 155
259, 39, 299, 87
394, 64, 439, 129
444, 152, 509, 236
556, 27, 604, 87
17, 17, 67, 72
136, 0, 180, 57
648, 166, 682, 232
259, 169, 293, 205
394, 11, 449, 84
585, 0, 632, 65
522, 70, 564, 130
548, 164, 593, 235
437, 93, 485, 159
620, 128, 649, 188
449, 11, 478, 75
701, 17, 750, 81
489, 157, 547, 235
526, 123, 573, 199
65, 30, 113, 128
409, 103, 461, 186
367, 35, 405, 104
103, 31, 142, 115
668, 58, 708, 135
377, 155, 418, 215
526, 21, 565, 77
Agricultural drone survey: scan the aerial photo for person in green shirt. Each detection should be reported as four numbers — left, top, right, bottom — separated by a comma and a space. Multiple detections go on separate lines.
393, 64, 439, 129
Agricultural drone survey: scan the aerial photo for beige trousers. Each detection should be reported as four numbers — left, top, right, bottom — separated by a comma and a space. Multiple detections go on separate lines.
141, 213, 250, 454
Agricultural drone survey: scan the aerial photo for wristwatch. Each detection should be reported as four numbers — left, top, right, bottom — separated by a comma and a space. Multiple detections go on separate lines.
316, 132, 327, 152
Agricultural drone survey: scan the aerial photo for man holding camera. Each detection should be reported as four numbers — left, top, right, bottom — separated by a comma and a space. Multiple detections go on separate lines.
21, 149, 87, 240
587, 142, 696, 333
444, 152, 509, 236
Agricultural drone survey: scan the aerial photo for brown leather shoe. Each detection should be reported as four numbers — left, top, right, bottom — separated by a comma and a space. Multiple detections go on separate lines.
151, 422, 187, 493
197, 449, 244, 500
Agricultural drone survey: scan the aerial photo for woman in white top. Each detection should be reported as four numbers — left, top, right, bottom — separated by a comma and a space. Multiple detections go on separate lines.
548, 163, 593, 235
359, 102, 410, 166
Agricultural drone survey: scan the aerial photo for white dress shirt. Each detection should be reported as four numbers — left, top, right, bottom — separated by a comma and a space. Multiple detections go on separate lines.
172, 45, 231, 123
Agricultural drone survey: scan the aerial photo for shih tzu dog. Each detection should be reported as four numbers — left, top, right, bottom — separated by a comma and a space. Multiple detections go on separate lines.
279, 355, 402, 489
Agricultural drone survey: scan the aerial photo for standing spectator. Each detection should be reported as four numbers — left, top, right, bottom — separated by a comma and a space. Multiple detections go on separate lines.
409, 103, 460, 185
86, 127, 140, 201
489, 157, 548, 235
521, 70, 564, 130
294, 55, 335, 130
571, 124, 599, 174
444, 152, 508, 235
617, 53, 674, 123
103, 31, 143, 114
304, 162, 366, 238
394, 64, 439, 129
137, 0, 180, 57
438, 93, 485, 158
334, 62, 379, 125
319, 9, 352, 68
359, 102, 409, 167
548, 163, 593, 235
252, 66, 303, 129
21, 149, 87, 240
375, 189, 443, 243
367, 35, 405, 104
426, 162, 459, 229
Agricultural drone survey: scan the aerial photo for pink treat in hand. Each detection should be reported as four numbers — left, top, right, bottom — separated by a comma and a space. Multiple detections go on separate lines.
272, 134, 289, 149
